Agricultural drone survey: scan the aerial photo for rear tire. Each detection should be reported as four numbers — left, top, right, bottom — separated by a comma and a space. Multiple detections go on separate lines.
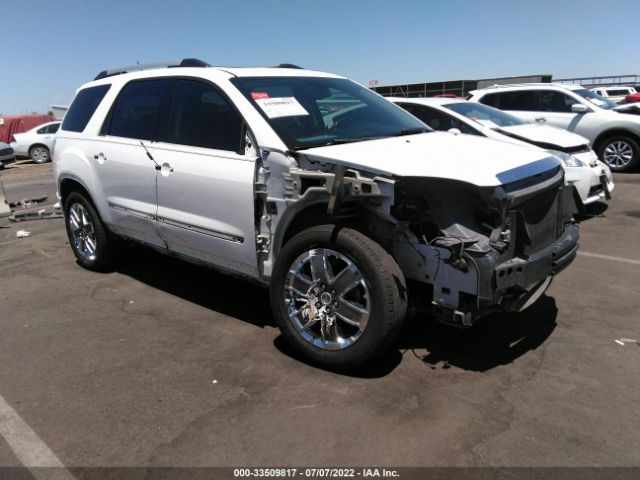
597, 135, 639, 172
63, 192, 121, 271
29, 145, 50, 164
270, 225, 407, 370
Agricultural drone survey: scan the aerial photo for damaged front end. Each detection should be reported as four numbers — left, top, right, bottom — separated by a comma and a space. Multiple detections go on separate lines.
389, 161, 579, 326
258, 148, 579, 328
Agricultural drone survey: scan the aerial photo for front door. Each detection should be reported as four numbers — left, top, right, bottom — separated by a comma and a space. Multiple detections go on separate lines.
151, 78, 259, 277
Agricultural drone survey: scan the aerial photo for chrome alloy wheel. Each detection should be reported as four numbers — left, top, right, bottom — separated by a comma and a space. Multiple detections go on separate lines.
31, 146, 49, 163
285, 248, 370, 350
68, 203, 97, 262
603, 140, 634, 168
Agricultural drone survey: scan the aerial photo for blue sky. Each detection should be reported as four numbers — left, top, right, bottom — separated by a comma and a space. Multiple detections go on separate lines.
1, 0, 638, 114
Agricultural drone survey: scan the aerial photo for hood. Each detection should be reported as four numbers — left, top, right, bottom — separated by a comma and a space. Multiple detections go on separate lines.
496, 124, 589, 149
299, 131, 561, 187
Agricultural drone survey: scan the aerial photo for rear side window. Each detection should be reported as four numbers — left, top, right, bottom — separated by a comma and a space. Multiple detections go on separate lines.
165, 79, 243, 152
480, 91, 539, 111
61, 85, 111, 132
106, 79, 171, 141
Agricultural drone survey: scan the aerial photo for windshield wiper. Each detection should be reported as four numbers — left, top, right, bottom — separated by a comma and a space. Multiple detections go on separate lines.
393, 127, 430, 136
292, 138, 372, 150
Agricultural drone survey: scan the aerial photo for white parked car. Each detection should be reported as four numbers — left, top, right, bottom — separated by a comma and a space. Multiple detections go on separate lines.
11, 121, 61, 163
389, 97, 614, 206
54, 59, 580, 368
468, 83, 640, 171
591, 86, 637, 104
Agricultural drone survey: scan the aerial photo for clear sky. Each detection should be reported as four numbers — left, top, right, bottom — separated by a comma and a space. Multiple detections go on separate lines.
1, 0, 638, 114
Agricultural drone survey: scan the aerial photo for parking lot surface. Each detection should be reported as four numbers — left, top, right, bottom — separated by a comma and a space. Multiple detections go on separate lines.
0, 160, 639, 469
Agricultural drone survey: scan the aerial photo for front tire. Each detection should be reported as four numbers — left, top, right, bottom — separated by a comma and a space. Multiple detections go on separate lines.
270, 225, 407, 370
63, 192, 121, 271
598, 135, 639, 172
30, 145, 50, 164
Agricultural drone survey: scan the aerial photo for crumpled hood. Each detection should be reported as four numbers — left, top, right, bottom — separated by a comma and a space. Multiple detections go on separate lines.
299, 131, 561, 187
496, 124, 589, 149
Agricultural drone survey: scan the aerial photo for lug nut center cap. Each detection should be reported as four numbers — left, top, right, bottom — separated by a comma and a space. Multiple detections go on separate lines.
320, 292, 332, 305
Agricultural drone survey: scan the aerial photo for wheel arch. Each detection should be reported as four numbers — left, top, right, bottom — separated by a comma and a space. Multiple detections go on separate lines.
59, 176, 96, 209
593, 128, 640, 152
29, 143, 50, 153
274, 197, 393, 259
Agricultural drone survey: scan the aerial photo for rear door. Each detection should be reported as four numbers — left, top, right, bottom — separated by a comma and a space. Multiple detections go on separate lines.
151, 78, 259, 277
479, 90, 541, 124
90, 78, 172, 247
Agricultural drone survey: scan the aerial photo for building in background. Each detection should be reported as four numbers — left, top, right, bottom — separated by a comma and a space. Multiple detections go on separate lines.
371, 74, 552, 98
50, 104, 69, 120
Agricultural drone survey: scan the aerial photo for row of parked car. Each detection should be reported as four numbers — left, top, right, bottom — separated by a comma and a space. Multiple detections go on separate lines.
0, 120, 60, 168
13, 60, 640, 368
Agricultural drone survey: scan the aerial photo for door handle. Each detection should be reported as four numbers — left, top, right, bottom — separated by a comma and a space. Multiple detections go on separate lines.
535, 117, 546, 123
94, 152, 107, 164
160, 162, 174, 176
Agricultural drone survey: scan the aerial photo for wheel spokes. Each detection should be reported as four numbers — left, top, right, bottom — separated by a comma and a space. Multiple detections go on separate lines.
335, 298, 369, 329
309, 251, 330, 283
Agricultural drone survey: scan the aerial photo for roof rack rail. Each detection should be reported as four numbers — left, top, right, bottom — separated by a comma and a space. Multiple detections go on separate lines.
480, 82, 560, 90
94, 58, 210, 80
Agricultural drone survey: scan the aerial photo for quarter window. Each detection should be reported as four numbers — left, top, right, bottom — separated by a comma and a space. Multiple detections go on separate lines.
106, 79, 171, 140
61, 84, 111, 133
166, 79, 243, 152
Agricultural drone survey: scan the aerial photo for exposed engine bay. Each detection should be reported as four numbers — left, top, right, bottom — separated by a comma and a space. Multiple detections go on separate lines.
254, 148, 580, 327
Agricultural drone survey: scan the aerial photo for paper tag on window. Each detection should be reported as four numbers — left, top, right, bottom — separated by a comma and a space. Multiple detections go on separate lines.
255, 97, 309, 118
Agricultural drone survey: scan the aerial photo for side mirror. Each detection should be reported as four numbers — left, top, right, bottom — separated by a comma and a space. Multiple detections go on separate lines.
571, 104, 588, 114
448, 128, 462, 135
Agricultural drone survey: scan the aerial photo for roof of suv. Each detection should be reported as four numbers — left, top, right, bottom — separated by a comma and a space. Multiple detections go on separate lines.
470, 83, 584, 96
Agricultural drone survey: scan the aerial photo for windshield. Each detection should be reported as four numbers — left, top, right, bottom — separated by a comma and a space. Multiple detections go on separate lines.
231, 76, 430, 149
573, 89, 617, 110
444, 102, 526, 128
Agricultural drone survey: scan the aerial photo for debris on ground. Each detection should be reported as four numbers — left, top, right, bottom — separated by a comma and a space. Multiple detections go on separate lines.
615, 338, 638, 346
53, 201, 61, 209
105, 288, 118, 293
16, 229, 31, 238
8, 195, 48, 209
9, 210, 64, 222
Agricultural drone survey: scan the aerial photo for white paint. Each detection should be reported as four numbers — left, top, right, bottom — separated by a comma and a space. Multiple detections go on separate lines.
578, 251, 640, 266
0, 393, 75, 479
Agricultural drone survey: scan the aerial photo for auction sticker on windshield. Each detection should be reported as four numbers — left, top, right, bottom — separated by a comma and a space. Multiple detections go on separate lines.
255, 97, 309, 118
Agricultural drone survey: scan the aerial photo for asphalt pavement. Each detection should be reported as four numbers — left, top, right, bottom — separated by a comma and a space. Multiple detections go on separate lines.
0, 160, 638, 472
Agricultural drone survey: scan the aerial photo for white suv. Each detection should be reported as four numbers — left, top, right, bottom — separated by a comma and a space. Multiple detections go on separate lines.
468, 83, 640, 171
55, 59, 580, 368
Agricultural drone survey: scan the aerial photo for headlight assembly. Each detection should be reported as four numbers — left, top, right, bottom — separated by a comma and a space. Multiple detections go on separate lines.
547, 149, 586, 168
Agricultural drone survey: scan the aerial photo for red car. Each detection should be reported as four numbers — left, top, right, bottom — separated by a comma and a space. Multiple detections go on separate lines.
623, 92, 640, 104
